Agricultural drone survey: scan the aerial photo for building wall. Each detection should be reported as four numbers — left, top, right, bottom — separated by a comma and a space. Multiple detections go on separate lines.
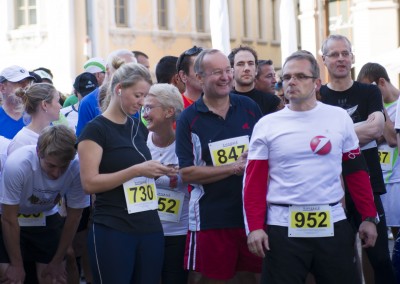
298, 0, 400, 86
0, 0, 283, 93
1, 0, 399, 92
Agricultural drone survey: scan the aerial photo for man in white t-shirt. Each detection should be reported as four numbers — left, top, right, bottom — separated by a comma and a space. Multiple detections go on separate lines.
0, 125, 89, 283
243, 50, 378, 284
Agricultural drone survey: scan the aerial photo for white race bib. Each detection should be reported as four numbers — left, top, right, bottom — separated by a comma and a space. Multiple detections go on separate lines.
157, 188, 185, 223
288, 205, 333, 237
123, 177, 158, 214
208, 136, 249, 166
18, 213, 46, 227
378, 145, 395, 171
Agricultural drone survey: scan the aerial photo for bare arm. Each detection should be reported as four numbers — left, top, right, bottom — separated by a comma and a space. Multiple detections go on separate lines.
180, 151, 247, 184
378, 108, 397, 147
40, 207, 83, 283
355, 111, 384, 146
1, 204, 25, 283
397, 133, 400, 150
78, 140, 177, 194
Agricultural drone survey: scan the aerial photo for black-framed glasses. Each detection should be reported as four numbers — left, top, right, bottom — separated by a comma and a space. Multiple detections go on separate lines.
176, 46, 203, 72
281, 74, 316, 82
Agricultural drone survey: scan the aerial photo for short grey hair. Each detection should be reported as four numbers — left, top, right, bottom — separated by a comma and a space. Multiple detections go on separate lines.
321, 34, 352, 55
283, 50, 320, 79
194, 49, 221, 76
147, 83, 184, 121
106, 49, 137, 74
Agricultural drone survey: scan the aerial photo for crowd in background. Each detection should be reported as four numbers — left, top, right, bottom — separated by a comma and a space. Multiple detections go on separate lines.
0, 34, 399, 284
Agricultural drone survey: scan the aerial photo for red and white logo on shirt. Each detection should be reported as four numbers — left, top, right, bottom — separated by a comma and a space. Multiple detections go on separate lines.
310, 136, 332, 155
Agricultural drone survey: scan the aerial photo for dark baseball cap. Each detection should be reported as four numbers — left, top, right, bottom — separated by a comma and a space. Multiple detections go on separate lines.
73, 72, 98, 97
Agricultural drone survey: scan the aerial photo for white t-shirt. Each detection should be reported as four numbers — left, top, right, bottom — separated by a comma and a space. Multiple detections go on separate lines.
147, 132, 189, 236
60, 105, 78, 131
0, 136, 11, 173
379, 100, 400, 183
0, 145, 89, 215
248, 102, 359, 226
7, 127, 39, 155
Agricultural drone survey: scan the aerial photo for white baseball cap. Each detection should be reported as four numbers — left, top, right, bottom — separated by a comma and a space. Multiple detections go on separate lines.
83, 57, 106, 74
33, 70, 53, 83
0, 65, 34, 83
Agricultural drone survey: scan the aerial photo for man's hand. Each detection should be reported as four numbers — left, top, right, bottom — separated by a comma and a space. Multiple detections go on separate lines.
41, 261, 67, 284
359, 221, 378, 248
247, 229, 269, 258
1, 264, 25, 284
233, 151, 248, 176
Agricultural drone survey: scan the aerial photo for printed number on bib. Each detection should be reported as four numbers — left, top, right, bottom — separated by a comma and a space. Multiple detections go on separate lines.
123, 177, 158, 214
288, 205, 333, 237
378, 146, 394, 171
18, 212, 46, 227
157, 188, 185, 222
209, 136, 249, 166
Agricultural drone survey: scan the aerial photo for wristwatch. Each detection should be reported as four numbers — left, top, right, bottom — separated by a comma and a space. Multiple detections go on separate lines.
364, 217, 380, 225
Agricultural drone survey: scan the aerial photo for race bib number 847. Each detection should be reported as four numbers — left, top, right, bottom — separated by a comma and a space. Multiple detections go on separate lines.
208, 136, 249, 166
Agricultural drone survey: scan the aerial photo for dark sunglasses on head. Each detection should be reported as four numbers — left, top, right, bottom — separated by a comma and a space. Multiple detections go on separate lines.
176, 46, 203, 72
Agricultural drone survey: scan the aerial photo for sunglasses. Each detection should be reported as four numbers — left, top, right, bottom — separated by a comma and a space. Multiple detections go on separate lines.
176, 46, 203, 72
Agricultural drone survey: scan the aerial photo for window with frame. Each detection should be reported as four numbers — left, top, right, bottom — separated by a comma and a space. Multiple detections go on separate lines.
271, 0, 280, 41
327, 0, 353, 40
257, 0, 266, 40
115, 0, 128, 27
158, 0, 168, 30
242, 0, 249, 38
196, 0, 205, 32
15, 0, 37, 28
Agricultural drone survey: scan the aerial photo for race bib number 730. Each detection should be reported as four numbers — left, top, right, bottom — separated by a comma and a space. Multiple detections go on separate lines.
123, 177, 158, 214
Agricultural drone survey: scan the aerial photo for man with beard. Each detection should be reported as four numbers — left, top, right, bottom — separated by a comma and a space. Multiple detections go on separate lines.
229, 46, 283, 115
0, 66, 34, 139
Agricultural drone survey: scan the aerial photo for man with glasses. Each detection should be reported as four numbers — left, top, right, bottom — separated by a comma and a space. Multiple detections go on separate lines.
229, 46, 282, 115
0, 65, 34, 139
244, 50, 378, 284
176, 49, 263, 283
176, 46, 204, 108
320, 34, 395, 283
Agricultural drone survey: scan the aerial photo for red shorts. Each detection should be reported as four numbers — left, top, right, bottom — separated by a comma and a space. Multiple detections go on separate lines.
184, 228, 262, 280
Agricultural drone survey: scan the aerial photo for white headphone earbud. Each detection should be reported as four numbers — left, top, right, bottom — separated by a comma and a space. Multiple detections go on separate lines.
118, 90, 122, 96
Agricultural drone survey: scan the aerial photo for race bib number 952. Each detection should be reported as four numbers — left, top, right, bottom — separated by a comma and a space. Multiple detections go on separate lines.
288, 205, 333, 238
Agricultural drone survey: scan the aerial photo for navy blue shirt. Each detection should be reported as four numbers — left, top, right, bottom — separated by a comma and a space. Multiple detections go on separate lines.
176, 93, 262, 231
